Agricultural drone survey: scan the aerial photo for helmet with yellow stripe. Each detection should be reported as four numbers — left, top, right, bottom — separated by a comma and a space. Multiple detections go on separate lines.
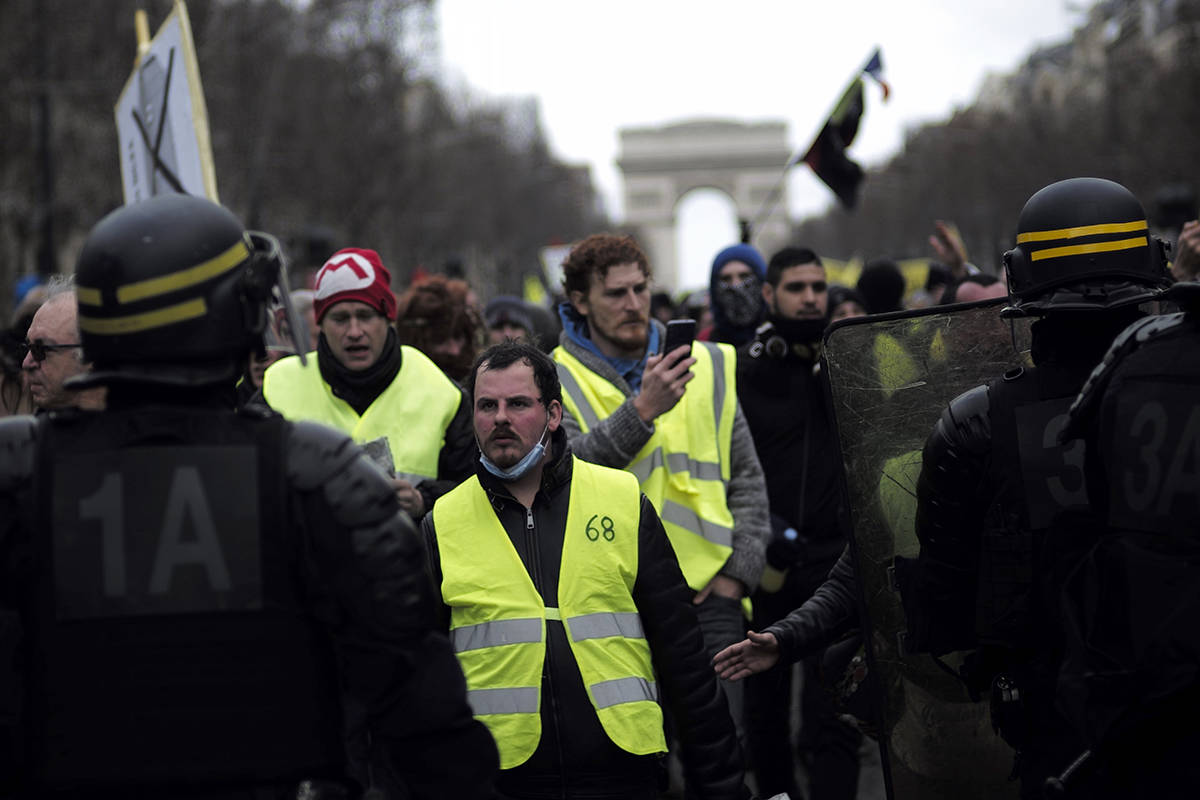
1001, 177, 1172, 317
71, 194, 285, 387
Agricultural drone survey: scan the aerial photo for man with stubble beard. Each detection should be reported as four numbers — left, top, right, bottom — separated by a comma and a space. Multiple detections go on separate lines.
549, 234, 770, 776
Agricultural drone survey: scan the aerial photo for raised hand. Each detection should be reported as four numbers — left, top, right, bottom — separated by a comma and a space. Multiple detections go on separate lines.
632, 346, 696, 424
1172, 219, 1200, 282
929, 220, 969, 278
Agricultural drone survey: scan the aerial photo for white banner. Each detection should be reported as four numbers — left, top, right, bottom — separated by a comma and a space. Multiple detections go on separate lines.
114, 0, 218, 204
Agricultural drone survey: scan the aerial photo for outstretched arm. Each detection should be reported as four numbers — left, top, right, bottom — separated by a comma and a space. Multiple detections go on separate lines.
714, 544, 859, 680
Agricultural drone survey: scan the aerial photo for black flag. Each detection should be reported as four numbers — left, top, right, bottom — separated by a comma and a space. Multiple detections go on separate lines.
800, 77, 866, 210
797, 47, 890, 210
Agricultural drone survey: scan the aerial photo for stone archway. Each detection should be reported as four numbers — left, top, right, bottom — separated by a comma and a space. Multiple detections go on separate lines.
617, 119, 793, 291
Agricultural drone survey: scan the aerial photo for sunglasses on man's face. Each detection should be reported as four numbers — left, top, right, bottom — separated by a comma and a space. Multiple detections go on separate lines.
22, 340, 81, 363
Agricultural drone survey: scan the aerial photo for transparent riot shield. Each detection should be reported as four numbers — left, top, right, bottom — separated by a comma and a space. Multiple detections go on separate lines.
822, 299, 1032, 800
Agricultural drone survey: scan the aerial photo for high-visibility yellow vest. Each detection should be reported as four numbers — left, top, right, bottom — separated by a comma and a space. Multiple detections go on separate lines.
263, 346, 460, 480
433, 457, 666, 769
553, 342, 738, 594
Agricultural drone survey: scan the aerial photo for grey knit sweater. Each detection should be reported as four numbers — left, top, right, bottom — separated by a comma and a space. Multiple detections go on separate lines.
555, 321, 770, 592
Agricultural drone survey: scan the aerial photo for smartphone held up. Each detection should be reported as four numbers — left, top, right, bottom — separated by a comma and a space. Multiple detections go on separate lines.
662, 319, 696, 359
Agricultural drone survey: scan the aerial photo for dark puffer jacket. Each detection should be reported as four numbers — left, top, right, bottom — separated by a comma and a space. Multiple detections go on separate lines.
423, 429, 748, 800
762, 545, 858, 664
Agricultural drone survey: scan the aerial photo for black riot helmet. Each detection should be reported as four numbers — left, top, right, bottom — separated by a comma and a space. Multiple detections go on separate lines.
1001, 177, 1172, 317
71, 194, 302, 388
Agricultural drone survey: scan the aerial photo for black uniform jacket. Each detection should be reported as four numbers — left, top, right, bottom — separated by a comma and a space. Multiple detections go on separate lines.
423, 428, 748, 800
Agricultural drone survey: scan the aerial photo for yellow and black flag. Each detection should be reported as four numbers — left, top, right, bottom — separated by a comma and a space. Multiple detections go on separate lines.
798, 47, 890, 210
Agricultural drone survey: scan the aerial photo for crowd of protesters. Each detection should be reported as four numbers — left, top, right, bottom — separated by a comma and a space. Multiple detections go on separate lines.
4, 192, 1198, 800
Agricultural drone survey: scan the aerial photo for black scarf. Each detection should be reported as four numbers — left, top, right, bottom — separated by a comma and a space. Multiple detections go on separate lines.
317, 327, 402, 416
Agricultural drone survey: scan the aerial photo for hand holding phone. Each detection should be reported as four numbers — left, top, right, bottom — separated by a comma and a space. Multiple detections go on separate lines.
662, 319, 696, 360
634, 319, 698, 424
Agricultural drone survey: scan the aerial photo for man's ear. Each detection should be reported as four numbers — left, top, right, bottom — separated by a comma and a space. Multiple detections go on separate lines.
568, 289, 589, 318
761, 281, 776, 313
547, 398, 564, 431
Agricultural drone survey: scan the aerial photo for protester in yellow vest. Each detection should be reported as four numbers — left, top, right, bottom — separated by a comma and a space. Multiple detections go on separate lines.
261, 248, 473, 518
422, 341, 749, 800
549, 234, 770, 749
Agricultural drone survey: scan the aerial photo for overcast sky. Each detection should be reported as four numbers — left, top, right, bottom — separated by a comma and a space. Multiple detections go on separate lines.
436, 0, 1089, 285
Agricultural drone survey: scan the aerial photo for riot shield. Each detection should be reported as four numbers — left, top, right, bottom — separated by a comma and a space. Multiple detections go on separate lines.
822, 299, 1032, 800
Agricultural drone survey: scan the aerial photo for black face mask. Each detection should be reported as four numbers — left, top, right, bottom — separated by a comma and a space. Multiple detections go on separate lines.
769, 314, 827, 345
716, 279, 763, 327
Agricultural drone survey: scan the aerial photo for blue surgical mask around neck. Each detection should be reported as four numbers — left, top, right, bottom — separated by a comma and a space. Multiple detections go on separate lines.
479, 421, 551, 481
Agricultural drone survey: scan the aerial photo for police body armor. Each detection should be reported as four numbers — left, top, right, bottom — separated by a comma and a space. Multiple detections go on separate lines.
902, 361, 1097, 797
932, 363, 1090, 656
26, 407, 345, 792
1055, 303, 1200, 790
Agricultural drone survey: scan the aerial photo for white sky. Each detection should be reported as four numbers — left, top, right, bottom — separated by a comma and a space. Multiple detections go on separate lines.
436, 0, 1088, 285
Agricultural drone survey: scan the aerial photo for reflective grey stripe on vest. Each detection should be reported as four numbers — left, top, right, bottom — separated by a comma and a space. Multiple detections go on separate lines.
591, 676, 658, 709
467, 686, 540, 716
556, 363, 601, 431
703, 342, 727, 443
452, 618, 543, 653
567, 611, 645, 642
661, 499, 734, 548
629, 448, 723, 484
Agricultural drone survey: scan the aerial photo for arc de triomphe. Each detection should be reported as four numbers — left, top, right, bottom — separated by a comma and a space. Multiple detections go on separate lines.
617, 119, 793, 291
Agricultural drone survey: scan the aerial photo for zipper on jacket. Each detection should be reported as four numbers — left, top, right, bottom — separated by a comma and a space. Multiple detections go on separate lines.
523, 505, 541, 589
523, 503, 569, 796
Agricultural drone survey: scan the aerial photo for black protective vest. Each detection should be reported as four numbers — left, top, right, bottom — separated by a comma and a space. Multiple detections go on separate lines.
978, 365, 1089, 649
1057, 313, 1200, 754
27, 407, 344, 792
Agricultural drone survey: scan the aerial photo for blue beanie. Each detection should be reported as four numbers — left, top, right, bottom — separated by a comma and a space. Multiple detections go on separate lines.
710, 244, 767, 282
708, 243, 768, 347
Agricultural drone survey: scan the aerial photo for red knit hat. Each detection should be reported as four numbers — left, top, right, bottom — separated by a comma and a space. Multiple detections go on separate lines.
312, 248, 398, 323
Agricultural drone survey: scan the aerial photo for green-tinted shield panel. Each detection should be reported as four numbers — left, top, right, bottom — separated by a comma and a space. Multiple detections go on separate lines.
823, 299, 1032, 800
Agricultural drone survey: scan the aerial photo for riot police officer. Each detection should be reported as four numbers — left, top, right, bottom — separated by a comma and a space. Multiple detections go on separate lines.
1052, 280, 1200, 799
898, 177, 1172, 797
0, 194, 498, 798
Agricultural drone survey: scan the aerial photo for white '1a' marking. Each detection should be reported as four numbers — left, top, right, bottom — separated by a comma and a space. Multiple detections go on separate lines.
79, 472, 125, 596
148, 466, 232, 593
